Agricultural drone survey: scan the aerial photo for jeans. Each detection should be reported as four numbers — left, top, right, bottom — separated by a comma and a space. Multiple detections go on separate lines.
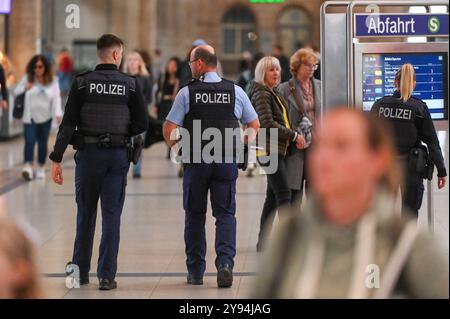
257, 155, 291, 246
23, 119, 52, 165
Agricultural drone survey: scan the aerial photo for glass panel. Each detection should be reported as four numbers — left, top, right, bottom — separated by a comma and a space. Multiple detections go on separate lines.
223, 5, 256, 23
279, 27, 312, 55
289, 9, 301, 22
73, 42, 97, 71
222, 6, 256, 55
223, 28, 236, 54
295, 28, 312, 47
278, 8, 313, 55
279, 8, 311, 28
241, 27, 257, 53
279, 28, 296, 56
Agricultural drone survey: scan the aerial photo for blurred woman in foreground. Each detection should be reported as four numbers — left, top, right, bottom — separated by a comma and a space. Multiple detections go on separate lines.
0, 218, 41, 298
252, 108, 448, 298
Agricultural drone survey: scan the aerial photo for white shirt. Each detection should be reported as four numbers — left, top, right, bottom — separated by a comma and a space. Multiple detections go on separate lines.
14, 76, 63, 124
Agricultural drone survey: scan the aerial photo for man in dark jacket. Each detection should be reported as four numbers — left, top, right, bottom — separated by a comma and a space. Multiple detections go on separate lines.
49, 34, 148, 291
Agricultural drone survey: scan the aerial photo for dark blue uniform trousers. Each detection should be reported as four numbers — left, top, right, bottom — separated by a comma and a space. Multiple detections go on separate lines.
72, 144, 129, 280
401, 168, 425, 218
183, 162, 238, 277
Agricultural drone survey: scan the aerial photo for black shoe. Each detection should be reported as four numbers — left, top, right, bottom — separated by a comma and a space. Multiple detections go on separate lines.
217, 264, 233, 288
98, 278, 117, 290
80, 274, 89, 285
187, 274, 203, 285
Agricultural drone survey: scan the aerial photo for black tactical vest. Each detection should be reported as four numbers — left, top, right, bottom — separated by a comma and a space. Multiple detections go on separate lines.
182, 79, 240, 163
77, 68, 134, 136
372, 93, 424, 154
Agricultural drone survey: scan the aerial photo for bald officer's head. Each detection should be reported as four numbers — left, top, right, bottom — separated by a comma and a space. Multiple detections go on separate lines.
189, 45, 217, 78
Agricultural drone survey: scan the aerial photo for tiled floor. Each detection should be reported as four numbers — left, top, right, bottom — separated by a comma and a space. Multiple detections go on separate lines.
0, 131, 448, 299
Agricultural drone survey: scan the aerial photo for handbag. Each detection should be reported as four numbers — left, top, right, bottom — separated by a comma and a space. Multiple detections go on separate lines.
13, 92, 26, 119
288, 79, 312, 148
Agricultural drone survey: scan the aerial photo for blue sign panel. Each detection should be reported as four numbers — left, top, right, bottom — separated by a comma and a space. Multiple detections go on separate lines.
355, 14, 449, 37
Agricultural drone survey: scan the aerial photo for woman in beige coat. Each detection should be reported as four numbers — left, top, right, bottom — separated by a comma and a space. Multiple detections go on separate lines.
278, 48, 321, 206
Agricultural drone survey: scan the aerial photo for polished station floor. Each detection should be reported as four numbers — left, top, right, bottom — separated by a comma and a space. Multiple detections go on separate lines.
0, 132, 448, 299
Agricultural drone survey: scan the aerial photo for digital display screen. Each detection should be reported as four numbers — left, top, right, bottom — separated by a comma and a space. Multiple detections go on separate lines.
0, 0, 11, 14
362, 52, 448, 120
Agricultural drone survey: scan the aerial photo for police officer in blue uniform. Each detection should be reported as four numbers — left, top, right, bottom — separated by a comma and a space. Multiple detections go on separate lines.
371, 63, 446, 218
49, 34, 148, 290
163, 45, 260, 288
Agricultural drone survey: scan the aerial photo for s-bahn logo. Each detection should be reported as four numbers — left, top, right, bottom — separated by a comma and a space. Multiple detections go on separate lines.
428, 16, 440, 33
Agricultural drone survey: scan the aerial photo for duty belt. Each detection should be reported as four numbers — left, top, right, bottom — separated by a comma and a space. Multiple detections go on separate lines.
84, 134, 130, 148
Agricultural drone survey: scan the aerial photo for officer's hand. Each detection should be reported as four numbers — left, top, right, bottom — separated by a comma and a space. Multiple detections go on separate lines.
0, 100, 7, 110
238, 144, 249, 171
295, 134, 306, 150
437, 177, 446, 189
52, 161, 64, 185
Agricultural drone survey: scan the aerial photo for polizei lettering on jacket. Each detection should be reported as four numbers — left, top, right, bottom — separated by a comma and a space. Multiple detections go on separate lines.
379, 106, 412, 120
89, 82, 126, 96
195, 92, 231, 104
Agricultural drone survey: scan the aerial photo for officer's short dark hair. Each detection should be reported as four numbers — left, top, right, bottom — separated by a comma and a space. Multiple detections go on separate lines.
193, 48, 217, 67
97, 34, 124, 57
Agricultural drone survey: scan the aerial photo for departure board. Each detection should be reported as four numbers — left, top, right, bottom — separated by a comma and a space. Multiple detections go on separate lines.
362, 52, 448, 120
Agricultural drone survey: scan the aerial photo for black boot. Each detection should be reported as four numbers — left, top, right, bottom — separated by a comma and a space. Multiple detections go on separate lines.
217, 264, 233, 288
98, 278, 117, 290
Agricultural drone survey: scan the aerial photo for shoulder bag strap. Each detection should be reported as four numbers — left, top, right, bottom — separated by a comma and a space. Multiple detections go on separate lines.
288, 79, 306, 117
373, 220, 419, 299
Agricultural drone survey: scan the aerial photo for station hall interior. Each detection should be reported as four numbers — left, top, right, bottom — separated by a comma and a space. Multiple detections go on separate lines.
0, 0, 449, 300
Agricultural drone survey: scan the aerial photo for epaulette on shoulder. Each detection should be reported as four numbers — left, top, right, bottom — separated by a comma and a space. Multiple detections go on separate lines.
188, 78, 200, 85
75, 70, 92, 77
410, 96, 426, 105
178, 78, 200, 90
119, 71, 136, 78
